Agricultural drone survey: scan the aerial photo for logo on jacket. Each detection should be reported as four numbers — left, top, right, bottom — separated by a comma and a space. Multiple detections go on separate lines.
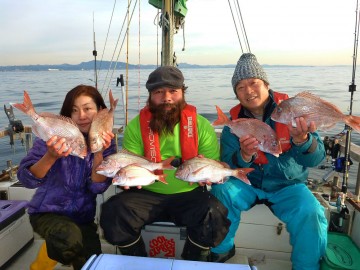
148, 126, 157, 162
186, 117, 193, 138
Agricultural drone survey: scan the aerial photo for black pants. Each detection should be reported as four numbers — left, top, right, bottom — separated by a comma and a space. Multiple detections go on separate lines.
100, 187, 230, 247
30, 213, 101, 268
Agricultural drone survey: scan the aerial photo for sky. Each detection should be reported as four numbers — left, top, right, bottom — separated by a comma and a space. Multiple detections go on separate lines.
0, 0, 359, 66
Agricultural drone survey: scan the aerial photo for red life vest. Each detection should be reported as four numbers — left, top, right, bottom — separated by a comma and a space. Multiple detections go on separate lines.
229, 92, 291, 164
139, 104, 199, 163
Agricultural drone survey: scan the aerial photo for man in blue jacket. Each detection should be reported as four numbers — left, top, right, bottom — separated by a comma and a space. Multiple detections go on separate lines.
210, 53, 328, 270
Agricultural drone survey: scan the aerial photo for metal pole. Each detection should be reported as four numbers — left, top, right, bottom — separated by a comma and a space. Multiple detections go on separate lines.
161, 0, 174, 66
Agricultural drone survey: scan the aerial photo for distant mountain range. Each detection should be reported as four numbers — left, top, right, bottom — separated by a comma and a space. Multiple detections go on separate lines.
0, 60, 348, 72
0, 60, 235, 72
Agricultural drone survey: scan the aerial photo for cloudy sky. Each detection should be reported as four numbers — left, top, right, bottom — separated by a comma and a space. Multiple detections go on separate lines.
0, 0, 358, 66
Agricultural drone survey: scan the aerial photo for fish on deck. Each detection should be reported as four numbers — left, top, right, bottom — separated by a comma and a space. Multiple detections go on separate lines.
212, 105, 282, 157
270, 91, 360, 133
175, 157, 254, 185
10, 90, 87, 158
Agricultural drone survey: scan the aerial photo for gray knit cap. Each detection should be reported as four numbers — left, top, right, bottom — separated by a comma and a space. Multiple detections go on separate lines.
231, 53, 269, 92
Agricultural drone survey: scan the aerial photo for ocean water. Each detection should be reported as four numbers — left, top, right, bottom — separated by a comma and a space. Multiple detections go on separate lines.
1, 66, 360, 191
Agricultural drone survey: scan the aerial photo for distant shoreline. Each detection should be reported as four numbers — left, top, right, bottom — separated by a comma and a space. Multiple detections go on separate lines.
0, 60, 351, 72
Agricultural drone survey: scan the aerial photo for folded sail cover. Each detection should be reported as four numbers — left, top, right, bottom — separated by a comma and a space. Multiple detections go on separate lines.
148, 0, 188, 17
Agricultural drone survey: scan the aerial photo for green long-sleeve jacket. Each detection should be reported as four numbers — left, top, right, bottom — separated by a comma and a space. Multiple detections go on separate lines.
123, 113, 220, 194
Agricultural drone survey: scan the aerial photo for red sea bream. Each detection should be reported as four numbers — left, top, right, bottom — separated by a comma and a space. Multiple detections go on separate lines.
175, 157, 254, 185
213, 106, 282, 157
10, 91, 87, 158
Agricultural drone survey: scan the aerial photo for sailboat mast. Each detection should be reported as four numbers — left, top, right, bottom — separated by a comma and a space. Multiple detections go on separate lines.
161, 0, 175, 66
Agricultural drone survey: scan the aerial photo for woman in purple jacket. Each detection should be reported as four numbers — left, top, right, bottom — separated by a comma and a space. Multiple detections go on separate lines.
17, 85, 116, 270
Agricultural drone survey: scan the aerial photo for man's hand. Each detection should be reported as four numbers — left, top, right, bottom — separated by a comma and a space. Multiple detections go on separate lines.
289, 117, 316, 144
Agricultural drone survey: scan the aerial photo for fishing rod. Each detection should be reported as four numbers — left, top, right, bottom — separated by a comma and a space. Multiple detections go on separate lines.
92, 12, 98, 90
341, 0, 360, 195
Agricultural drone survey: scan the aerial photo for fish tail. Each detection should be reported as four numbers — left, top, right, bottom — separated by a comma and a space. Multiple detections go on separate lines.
212, 105, 230, 126
344, 115, 360, 134
161, 156, 176, 170
232, 168, 254, 185
109, 89, 119, 111
10, 90, 36, 116
157, 174, 168, 184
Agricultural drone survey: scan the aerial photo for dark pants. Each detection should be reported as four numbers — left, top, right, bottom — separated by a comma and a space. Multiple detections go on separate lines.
100, 187, 230, 247
30, 213, 101, 269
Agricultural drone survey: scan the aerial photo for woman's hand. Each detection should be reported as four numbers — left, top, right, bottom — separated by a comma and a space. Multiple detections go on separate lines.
29, 136, 70, 178
101, 130, 115, 151
46, 136, 72, 159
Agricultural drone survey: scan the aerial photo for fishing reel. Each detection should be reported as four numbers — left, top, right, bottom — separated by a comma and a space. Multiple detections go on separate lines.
4, 104, 24, 146
333, 156, 353, 173
116, 74, 124, 87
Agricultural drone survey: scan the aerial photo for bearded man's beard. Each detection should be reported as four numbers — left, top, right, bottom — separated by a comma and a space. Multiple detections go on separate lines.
148, 99, 186, 136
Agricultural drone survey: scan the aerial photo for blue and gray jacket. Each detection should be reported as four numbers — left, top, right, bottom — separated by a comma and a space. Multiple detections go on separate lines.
220, 90, 326, 192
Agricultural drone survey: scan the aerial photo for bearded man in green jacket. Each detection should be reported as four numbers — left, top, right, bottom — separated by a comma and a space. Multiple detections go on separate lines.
100, 66, 230, 261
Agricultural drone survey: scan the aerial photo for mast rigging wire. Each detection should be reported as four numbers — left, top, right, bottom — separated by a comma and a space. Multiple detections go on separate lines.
227, 0, 244, 53
234, 0, 251, 52
227, 0, 251, 53
97, 0, 117, 81
100, 0, 137, 96
107, 0, 138, 93
154, 11, 161, 66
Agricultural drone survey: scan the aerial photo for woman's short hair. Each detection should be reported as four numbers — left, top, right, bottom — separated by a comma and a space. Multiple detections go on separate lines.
60, 85, 107, 117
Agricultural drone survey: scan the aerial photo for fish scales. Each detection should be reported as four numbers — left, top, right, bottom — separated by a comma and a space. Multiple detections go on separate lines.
89, 89, 119, 153
96, 149, 174, 177
10, 91, 87, 158
112, 164, 168, 186
271, 91, 360, 133
213, 105, 282, 157
175, 157, 253, 185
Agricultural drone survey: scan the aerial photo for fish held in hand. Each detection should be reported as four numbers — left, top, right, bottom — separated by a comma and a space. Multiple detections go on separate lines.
10, 90, 87, 158
89, 89, 119, 153
96, 149, 175, 177
175, 157, 254, 185
270, 91, 360, 133
112, 164, 168, 186
212, 106, 282, 157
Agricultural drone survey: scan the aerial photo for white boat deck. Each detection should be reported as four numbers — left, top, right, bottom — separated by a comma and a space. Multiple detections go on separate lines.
2, 175, 360, 270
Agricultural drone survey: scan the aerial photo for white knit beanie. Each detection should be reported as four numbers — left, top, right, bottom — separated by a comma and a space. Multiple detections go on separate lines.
231, 53, 269, 92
